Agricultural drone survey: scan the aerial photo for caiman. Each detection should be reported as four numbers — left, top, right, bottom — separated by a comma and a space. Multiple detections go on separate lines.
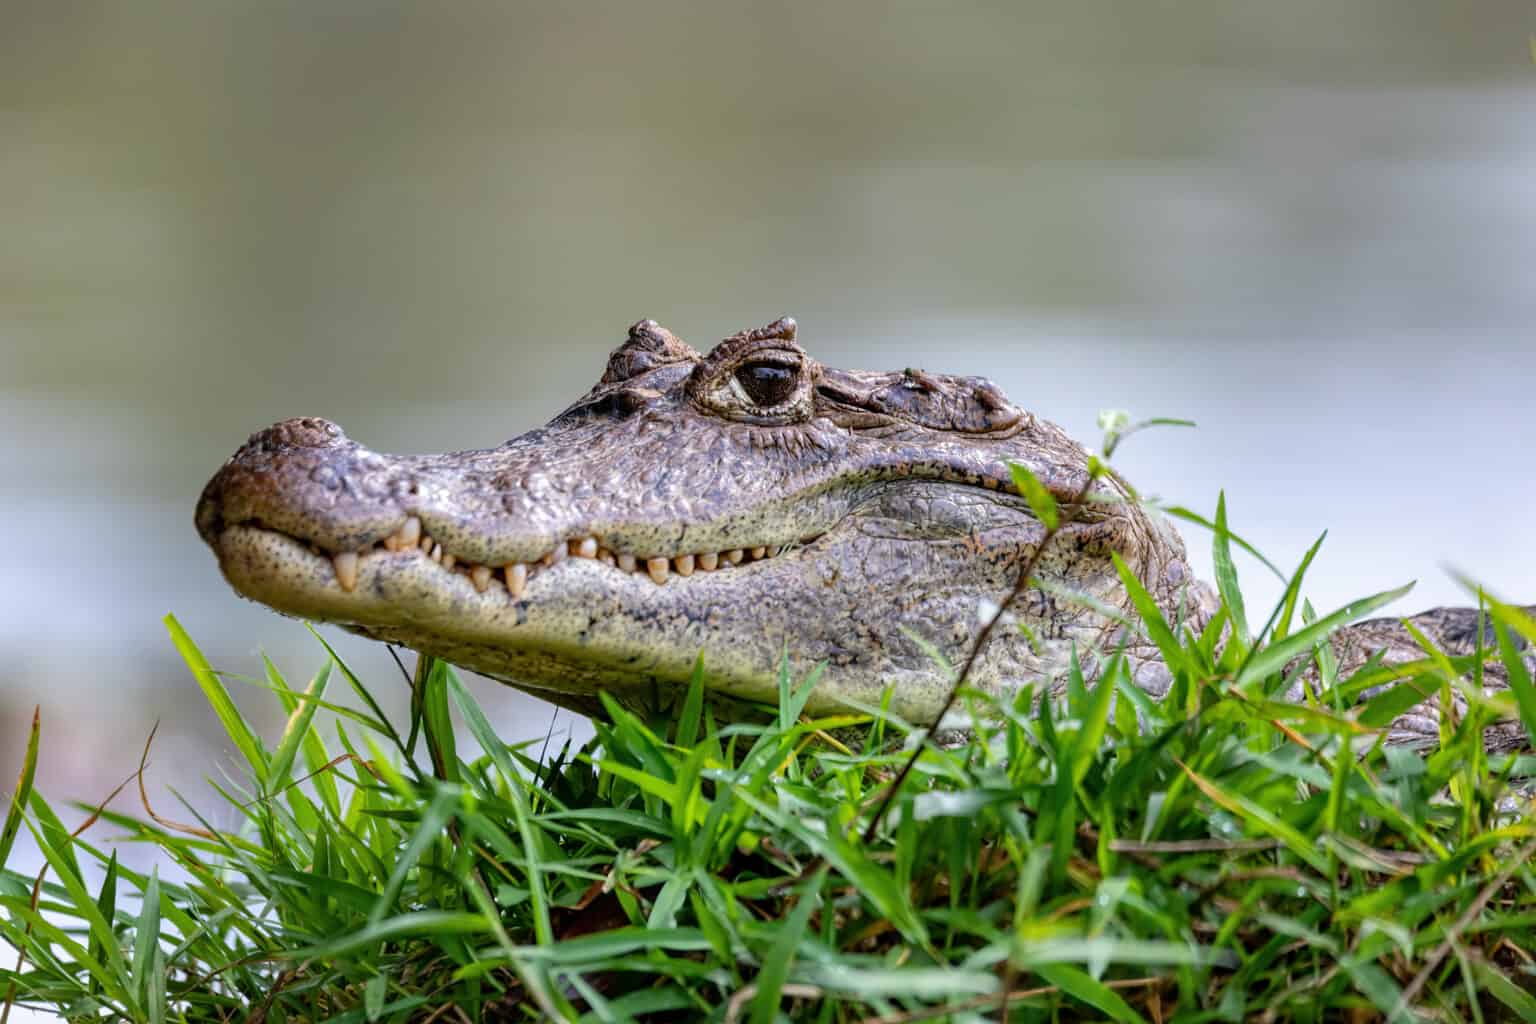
195, 317, 1533, 751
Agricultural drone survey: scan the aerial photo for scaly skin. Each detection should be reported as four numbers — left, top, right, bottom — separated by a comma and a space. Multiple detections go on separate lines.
195, 317, 1531, 749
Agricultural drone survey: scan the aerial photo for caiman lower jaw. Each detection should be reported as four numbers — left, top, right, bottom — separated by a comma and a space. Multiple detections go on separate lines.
211, 520, 858, 714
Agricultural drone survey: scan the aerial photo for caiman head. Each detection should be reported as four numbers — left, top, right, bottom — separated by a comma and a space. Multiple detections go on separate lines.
196, 317, 1200, 723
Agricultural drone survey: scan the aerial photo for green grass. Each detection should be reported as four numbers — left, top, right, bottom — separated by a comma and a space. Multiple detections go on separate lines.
5, 485, 1536, 1019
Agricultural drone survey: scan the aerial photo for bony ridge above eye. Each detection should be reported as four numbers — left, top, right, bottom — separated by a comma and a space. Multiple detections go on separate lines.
685, 321, 814, 424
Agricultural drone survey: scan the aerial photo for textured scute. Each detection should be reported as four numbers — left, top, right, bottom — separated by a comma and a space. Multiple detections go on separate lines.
196, 318, 1526, 748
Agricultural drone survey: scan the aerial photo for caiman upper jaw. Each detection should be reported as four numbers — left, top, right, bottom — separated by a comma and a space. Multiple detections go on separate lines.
196, 414, 827, 603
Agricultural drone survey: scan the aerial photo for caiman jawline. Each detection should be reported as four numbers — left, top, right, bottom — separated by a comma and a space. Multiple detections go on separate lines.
215, 516, 821, 597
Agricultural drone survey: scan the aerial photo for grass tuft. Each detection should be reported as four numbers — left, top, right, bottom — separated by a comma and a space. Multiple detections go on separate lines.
4, 517, 1536, 1019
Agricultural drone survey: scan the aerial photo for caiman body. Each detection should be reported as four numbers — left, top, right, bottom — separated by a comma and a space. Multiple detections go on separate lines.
196, 317, 1530, 749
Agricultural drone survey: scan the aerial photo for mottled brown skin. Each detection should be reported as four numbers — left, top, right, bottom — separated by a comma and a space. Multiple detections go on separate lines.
1320, 610, 1533, 752
195, 317, 1531, 749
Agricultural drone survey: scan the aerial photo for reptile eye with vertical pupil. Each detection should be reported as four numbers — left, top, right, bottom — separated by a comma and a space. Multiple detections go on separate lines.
734, 360, 799, 407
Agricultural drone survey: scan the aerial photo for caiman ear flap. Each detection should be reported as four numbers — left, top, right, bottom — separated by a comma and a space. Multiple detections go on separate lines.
600, 320, 702, 385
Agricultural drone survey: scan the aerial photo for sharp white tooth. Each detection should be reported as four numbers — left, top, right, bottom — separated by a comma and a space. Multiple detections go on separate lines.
430, 542, 443, 563
673, 553, 695, 577
617, 553, 637, 572
442, 552, 456, 571
333, 551, 360, 592
647, 557, 670, 584
505, 563, 527, 598
470, 565, 493, 592
574, 537, 599, 559
398, 516, 422, 548
724, 549, 745, 565
697, 552, 719, 571
751, 546, 768, 560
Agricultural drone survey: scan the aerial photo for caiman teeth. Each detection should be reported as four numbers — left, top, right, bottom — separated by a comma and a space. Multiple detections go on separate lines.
382, 516, 421, 552
333, 551, 360, 592
266, 519, 813, 594
505, 563, 528, 598
398, 516, 421, 549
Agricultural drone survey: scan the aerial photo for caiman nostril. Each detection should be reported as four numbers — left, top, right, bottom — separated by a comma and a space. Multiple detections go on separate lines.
245, 417, 348, 454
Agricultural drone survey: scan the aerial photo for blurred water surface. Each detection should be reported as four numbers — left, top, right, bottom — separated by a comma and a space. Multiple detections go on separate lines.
1, 3, 1533, 890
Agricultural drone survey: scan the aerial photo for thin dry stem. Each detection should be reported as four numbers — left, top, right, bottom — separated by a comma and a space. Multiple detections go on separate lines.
723, 982, 825, 1024
1394, 836, 1536, 1015
861, 975, 1165, 1024
862, 474, 1099, 844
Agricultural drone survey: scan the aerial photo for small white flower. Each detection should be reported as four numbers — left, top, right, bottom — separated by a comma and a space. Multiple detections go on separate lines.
976, 598, 1001, 624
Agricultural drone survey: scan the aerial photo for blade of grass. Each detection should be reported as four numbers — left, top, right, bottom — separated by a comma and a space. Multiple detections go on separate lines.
676, 655, 706, 748
23, 817, 133, 997
420, 659, 459, 783
0, 707, 39, 870
165, 614, 267, 785
367, 788, 456, 928
1212, 491, 1250, 645
1033, 962, 1147, 1024
1249, 532, 1326, 657
87, 851, 119, 997
1112, 554, 1188, 679
1009, 462, 1060, 530
1159, 504, 1286, 580
1234, 582, 1415, 690
1496, 622, 1536, 748
130, 869, 161, 1006
267, 662, 331, 790
749, 866, 824, 1024
306, 625, 408, 760
289, 911, 493, 960
447, 672, 554, 949
1175, 760, 1329, 874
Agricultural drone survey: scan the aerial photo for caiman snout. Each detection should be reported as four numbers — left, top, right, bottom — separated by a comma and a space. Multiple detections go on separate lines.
195, 417, 413, 554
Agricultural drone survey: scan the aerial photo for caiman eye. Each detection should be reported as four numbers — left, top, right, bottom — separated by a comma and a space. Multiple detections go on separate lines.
734, 360, 799, 407
689, 333, 814, 424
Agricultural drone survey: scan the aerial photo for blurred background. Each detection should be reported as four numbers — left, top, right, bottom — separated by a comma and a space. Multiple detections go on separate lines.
2, 1, 1533, 890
